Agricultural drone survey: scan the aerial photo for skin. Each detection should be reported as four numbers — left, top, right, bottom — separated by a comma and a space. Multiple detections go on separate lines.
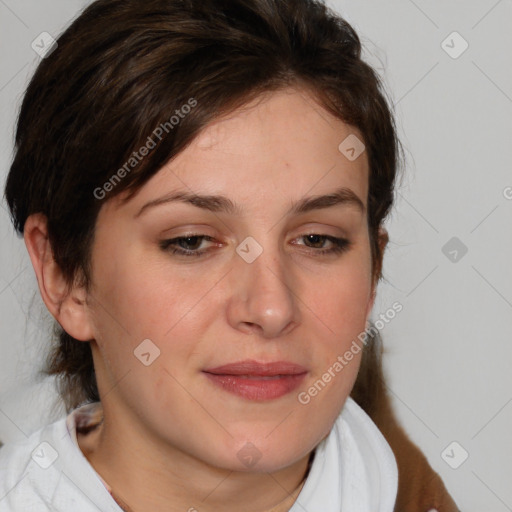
24, 86, 388, 512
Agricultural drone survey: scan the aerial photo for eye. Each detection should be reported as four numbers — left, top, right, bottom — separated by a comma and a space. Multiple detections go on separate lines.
159, 233, 352, 258
159, 235, 216, 257
294, 234, 351, 255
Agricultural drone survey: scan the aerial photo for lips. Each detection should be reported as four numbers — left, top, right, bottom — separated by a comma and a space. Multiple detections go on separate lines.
203, 360, 308, 377
202, 360, 308, 401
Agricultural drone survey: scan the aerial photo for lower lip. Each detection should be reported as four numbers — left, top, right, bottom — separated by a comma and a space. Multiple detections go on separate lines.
203, 372, 307, 401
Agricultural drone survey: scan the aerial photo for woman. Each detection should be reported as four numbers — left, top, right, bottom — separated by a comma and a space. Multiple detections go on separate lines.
0, 0, 458, 510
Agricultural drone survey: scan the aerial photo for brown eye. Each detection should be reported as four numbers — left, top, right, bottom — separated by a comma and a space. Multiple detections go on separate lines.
159, 235, 215, 257
303, 234, 327, 248
176, 236, 203, 250
296, 234, 351, 255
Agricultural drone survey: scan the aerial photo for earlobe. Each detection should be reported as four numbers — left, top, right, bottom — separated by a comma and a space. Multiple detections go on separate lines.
367, 227, 389, 320
365, 288, 376, 321
373, 226, 389, 285
23, 213, 94, 342
378, 227, 389, 253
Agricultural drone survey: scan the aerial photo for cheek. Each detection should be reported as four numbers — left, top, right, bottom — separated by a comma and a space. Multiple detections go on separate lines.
298, 267, 370, 432
298, 255, 372, 408
87, 249, 212, 377
307, 260, 372, 340
89, 244, 177, 333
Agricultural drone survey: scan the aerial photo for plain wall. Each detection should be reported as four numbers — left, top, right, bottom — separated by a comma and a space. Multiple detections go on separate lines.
1, 1, 511, 510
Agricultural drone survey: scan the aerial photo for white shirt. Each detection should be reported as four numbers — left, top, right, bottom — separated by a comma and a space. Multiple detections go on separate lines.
0, 396, 398, 511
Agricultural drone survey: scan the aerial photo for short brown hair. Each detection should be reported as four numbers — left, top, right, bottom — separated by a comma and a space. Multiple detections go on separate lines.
4, 0, 403, 411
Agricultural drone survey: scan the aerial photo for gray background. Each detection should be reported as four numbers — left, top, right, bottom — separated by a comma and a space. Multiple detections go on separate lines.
1, 0, 511, 510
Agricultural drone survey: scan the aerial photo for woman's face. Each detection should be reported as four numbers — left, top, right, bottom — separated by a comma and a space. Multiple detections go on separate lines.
86, 87, 376, 472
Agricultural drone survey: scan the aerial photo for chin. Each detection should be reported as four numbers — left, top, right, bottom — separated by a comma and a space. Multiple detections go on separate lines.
212, 435, 311, 474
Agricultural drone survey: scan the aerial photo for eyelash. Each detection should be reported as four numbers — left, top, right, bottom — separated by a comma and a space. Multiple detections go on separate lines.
159, 234, 351, 258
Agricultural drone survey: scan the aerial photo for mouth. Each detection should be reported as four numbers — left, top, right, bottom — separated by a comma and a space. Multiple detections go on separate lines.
202, 360, 308, 401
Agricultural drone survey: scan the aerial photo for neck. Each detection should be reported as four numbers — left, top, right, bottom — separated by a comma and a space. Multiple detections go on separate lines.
77, 404, 312, 512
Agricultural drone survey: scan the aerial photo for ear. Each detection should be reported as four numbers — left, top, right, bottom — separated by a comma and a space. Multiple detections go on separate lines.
24, 213, 94, 342
366, 226, 389, 319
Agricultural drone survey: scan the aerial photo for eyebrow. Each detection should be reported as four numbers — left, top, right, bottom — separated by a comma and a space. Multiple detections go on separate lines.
134, 185, 365, 218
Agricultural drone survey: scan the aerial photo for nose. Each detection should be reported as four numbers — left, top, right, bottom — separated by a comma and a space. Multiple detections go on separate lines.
226, 239, 299, 338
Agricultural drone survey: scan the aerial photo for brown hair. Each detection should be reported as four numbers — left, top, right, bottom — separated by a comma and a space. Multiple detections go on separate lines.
4, 0, 403, 412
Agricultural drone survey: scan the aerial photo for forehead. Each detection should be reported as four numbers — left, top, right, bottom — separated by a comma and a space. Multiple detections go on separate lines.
195, 87, 367, 169
111, 87, 369, 218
